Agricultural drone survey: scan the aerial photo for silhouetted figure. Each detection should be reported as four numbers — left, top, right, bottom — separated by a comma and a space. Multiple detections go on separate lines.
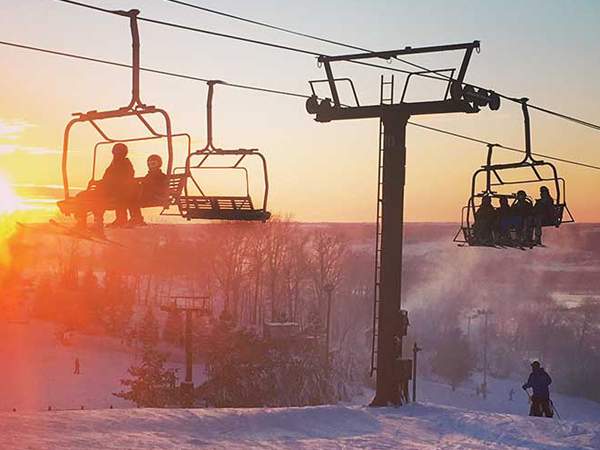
128, 154, 169, 226
473, 196, 496, 245
532, 186, 555, 245
509, 388, 515, 401
522, 361, 553, 418
74, 357, 80, 375
496, 197, 514, 243
511, 190, 533, 244
71, 143, 135, 234
102, 143, 136, 228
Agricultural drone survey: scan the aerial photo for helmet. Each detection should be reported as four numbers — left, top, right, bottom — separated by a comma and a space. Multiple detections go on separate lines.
112, 143, 128, 158
531, 360, 541, 369
516, 190, 527, 199
147, 154, 163, 170
540, 186, 550, 195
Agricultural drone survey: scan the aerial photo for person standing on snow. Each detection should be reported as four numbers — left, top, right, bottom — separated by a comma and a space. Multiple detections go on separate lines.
74, 357, 80, 375
522, 361, 553, 417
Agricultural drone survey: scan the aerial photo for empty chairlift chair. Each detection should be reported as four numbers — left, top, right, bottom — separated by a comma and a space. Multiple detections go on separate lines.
177, 81, 271, 222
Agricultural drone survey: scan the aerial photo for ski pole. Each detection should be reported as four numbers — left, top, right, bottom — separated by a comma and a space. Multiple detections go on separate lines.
550, 399, 561, 420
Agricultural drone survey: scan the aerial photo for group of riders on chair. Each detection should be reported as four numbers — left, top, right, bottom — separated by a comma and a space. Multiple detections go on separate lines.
58, 143, 168, 236
472, 186, 556, 247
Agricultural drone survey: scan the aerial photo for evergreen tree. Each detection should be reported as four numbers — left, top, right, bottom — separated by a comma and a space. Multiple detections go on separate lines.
114, 345, 178, 407
102, 271, 135, 335
137, 307, 160, 348
431, 328, 475, 391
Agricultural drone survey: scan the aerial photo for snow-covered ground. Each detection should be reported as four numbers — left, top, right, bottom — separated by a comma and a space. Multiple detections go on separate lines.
2, 403, 599, 449
2, 320, 600, 449
0, 321, 201, 411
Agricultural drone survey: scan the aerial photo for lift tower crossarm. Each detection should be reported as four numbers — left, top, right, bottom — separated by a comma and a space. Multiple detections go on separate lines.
317, 41, 479, 63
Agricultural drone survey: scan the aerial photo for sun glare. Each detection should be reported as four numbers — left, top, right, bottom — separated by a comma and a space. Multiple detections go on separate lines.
0, 175, 22, 214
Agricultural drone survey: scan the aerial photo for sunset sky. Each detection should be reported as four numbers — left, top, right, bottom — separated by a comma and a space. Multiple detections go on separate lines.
0, 0, 599, 222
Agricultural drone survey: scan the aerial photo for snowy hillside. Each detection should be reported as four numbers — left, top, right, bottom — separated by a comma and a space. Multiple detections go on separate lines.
2, 320, 600, 449
3, 403, 600, 449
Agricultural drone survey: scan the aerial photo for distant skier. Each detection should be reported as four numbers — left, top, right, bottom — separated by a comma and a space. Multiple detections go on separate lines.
74, 357, 80, 375
509, 388, 515, 401
522, 361, 553, 417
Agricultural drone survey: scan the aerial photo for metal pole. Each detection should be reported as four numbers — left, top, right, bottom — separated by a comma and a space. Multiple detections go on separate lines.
412, 342, 421, 402
371, 111, 409, 406
325, 284, 334, 366
483, 310, 488, 399
185, 309, 193, 384
467, 315, 472, 339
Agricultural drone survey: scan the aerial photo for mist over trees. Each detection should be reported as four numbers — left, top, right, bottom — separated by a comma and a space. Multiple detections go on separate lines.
2, 221, 600, 405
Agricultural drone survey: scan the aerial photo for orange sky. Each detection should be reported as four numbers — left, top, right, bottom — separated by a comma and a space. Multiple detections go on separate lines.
0, 0, 599, 223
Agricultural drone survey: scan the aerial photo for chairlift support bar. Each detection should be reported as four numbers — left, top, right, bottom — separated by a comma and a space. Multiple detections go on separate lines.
113, 9, 145, 109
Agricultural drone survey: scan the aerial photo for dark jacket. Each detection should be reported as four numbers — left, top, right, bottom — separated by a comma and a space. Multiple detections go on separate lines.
523, 367, 552, 399
101, 158, 135, 194
140, 169, 169, 203
511, 199, 533, 218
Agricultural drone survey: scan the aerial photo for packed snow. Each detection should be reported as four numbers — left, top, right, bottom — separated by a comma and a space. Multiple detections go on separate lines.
2, 403, 599, 449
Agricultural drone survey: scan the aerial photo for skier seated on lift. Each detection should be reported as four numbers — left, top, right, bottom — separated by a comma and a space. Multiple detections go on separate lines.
522, 360, 554, 418
473, 196, 496, 245
71, 143, 135, 233
511, 190, 534, 244
532, 186, 555, 245
128, 154, 169, 226
496, 197, 514, 243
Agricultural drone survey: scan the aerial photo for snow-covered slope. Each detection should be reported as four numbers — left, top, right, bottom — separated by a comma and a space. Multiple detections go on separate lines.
2, 403, 599, 449
2, 321, 600, 448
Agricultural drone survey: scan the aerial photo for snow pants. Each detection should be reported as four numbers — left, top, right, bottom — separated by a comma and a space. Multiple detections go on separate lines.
529, 397, 554, 418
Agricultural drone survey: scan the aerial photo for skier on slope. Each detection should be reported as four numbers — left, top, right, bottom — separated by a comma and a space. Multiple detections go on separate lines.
522, 361, 553, 417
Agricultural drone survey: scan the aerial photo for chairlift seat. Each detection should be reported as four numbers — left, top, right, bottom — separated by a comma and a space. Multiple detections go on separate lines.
58, 173, 186, 216
177, 195, 271, 221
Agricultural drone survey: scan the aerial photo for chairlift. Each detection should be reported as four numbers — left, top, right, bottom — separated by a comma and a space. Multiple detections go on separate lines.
455, 98, 574, 247
57, 10, 189, 220
174, 80, 271, 222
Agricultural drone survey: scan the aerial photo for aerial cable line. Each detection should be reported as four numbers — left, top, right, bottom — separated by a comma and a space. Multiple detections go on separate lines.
161, 0, 451, 78
408, 121, 600, 171
161, 0, 432, 74
53, 0, 450, 82
0, 40, 306, 99
1, 38, 599, 172
161, 0, 600, 133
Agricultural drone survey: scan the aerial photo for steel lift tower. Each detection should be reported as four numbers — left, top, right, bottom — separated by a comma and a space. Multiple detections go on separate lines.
306, 41, 499, 406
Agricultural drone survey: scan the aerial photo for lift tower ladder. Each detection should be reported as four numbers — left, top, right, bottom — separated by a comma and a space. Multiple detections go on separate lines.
306, 40, 495, 406
372, 75, 395, 376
